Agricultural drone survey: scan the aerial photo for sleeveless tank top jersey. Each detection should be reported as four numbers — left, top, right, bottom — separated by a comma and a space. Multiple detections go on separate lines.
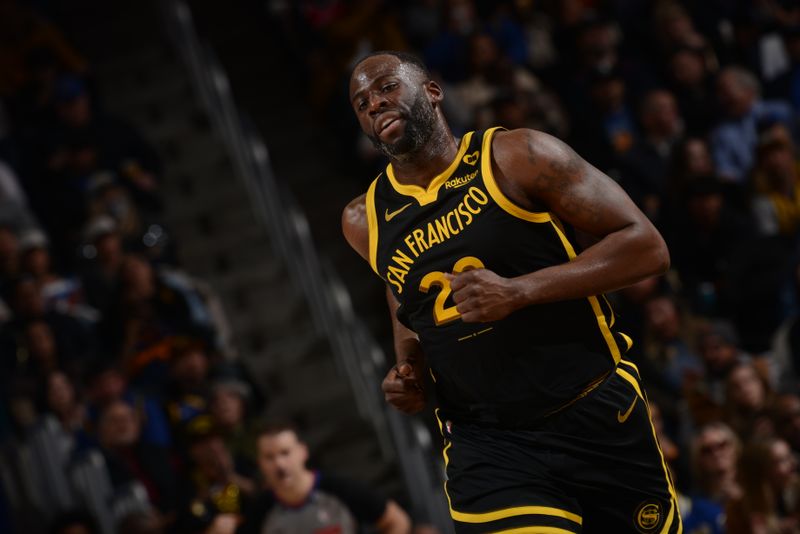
366, 127, 633, 428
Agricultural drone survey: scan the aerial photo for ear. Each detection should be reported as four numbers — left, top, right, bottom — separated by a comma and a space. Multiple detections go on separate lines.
299, 442, 309, 464
425, 80, 444, 106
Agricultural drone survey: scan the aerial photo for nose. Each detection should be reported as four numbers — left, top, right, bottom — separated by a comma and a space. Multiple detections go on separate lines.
367, 91, 388, 116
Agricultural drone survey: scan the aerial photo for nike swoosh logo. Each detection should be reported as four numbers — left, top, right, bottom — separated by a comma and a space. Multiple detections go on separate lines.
385, 202, 413, 222
617, 396, 638, 423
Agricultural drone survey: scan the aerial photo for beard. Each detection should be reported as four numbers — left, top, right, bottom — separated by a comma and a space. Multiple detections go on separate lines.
368, 92, 437, 159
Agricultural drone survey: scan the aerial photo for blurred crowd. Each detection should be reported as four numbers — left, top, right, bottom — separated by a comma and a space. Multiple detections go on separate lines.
270, 0, 800, 532
0, 1, 417, 533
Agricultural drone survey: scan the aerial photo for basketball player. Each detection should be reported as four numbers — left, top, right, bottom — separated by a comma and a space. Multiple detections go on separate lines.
342, 51, 682, 534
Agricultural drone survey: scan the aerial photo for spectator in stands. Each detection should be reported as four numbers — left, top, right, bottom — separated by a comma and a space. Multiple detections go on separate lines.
571, 67, 635, 172
0, 0, 87, 98
1, 276, 95, 377
711, 66, 794, 183
19, 229, 97, 323
446, 32, 559, 134
690, 422, 742, 506
41, 370, 86, 435
666, 46, 717, 137
239, 422, 411, 534
774, 393, 800, 456
165, 339, 212, 442
640, 293, 703, 406
619, 89, 684, 221
687, 320, 749, 425
97, 400, 177, 516
665, 176, 754, 315
665, 137, 716, 202
725, 362, 774, 440
751, 124, 800, 237
210, 378, 257, 468
727, 437, 800, 534
80, 215, 123, 313
85, 362, 171, 448
175, 431, 255, 533
102, 255, 215, 377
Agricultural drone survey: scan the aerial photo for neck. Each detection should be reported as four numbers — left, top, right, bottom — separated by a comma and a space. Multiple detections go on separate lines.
274, 469, 315, 504
390, 124, 458, 188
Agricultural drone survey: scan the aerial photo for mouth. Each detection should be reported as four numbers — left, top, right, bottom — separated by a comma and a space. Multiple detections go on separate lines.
376, 113, 403, 139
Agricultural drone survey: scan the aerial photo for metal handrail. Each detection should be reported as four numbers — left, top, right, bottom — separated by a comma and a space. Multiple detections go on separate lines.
162, 1, 452, 529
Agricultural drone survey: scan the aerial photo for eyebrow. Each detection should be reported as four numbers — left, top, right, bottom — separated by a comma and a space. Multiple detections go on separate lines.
351, 74, 396, 103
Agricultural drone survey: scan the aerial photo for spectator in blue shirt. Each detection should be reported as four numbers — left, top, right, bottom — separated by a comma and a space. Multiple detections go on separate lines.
711, 66, 794, 183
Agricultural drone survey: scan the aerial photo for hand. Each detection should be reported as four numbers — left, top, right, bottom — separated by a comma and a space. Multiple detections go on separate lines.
382, 359, 425, 414
448, 269, 523, 322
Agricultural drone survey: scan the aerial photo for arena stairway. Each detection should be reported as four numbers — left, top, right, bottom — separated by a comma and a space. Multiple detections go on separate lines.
51, 1, 405, 496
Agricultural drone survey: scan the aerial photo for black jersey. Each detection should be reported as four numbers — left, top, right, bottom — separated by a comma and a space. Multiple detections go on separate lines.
366, 127, 632, 427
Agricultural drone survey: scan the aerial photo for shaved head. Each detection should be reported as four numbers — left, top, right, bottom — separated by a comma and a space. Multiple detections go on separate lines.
352, 50, 431, 83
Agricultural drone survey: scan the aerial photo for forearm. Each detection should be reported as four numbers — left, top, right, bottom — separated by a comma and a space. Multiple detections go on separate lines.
513, 223, 669, 307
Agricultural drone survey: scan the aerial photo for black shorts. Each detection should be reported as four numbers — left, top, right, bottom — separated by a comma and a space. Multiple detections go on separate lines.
439, 360, 682, 534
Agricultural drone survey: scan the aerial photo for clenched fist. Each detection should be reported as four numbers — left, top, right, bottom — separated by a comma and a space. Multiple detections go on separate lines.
382, 358, 426, 414
448, 268, 524, 322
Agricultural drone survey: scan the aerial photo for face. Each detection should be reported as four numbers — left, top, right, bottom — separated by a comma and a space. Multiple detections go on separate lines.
727, 364, 765, 410
350, 55, 440, 159
688, 193, 722, 229
121, 256, 155, 301
699, 333, 736, 373
88, 369, 126, 405
257, 430, 309, 490
684, 139, 713, 176
26, 321, 57, 366
211, 388, 245, 429
22, 247, 50, 277
769, 439, 797, 490
717, 71, 755, 117
697, 427, 737, 475
644, 296, 680, 341
98, 401, 140, 449
190, 436, 232, 482
47, 372, 76, 415
171, 349, 209, 390
642, 91, 679, 137
670, 50, 705, 86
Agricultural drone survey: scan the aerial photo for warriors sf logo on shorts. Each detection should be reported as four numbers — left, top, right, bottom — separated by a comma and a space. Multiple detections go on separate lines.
634, 501, 662, 532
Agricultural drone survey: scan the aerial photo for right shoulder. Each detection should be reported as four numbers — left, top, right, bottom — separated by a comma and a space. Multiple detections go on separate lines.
342, 193, 369, 261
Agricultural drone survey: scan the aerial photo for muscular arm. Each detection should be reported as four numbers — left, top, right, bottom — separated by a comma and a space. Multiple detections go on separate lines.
342, 197, 426, 413
451, 129, 669, 322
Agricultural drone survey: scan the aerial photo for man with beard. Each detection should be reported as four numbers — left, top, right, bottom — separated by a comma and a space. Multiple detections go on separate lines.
342, 51, 681, 533
238, 423, 411, 534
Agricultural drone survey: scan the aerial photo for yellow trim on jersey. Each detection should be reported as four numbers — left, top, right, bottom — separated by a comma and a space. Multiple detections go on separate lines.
616, 367, 683, 534
450, 506, 582, 526
548, 221, 623, 364
481, 127, 552, 223
492, 527, 578, 534
365, 177, 380, 274
385, 132, 474, 206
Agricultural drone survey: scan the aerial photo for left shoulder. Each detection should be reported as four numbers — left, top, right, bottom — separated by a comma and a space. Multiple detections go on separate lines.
489, 128, 584, 185
491, 128, 579, 168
